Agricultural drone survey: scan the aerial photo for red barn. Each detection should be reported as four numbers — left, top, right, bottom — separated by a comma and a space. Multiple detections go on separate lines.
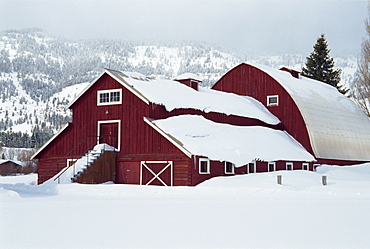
33, 69, 314, 186
212, 62, 370, 165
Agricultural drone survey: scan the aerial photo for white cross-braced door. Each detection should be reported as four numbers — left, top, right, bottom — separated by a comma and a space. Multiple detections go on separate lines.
140, 161, 173, 186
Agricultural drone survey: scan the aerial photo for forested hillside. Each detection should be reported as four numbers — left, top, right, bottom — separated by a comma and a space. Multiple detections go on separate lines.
0, 28, 358, 148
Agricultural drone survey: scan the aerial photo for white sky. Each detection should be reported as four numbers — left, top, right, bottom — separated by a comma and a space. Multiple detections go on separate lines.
0, 0, 368, 55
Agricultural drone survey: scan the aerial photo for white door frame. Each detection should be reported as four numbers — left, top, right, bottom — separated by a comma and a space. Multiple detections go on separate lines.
140, 161, 173, 186
97, 119, 121, 151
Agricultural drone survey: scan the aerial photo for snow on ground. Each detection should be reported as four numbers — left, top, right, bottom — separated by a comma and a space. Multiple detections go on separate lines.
1, 164, 370, 249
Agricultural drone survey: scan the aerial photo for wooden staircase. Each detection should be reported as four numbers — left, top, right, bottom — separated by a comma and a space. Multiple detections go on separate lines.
52, 143, 117, 184
73, 150, 116, 184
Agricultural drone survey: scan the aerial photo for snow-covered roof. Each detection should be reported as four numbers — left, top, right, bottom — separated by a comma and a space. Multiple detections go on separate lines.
247, 62, 370, 161
173, 73, 202, 82
0, 160, 24, 167
148, 115, 315, 166
107, 69, 280, 125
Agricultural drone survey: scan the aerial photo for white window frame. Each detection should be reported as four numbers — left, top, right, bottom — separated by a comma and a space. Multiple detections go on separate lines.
267, 95, 279, 106
199, 158, 210, 174
302, 163, 309, 171
248, 161, 256, 174
224, 161, 235, 174
97, 88, 122, 106
97, 119, 121, 151
286, 162, 293, 170
268, 162, 276, 172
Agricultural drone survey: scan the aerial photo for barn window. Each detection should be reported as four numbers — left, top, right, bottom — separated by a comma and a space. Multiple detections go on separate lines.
248, 162, 256, 173
302, 163, 309, 170
286, 162, 293, 170
97, 89, 122, 106
267, 95, 279, 106
224, 162, 235, 174
199, 158, 210, 174
268, 162, 276, 172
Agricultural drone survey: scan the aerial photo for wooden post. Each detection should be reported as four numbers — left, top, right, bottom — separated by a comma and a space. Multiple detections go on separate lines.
322, 175, 327, 186
277, 174, 282, 185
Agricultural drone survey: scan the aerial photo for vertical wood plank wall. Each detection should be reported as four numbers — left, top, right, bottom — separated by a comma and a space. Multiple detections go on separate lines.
36, 73, 192, 185
36, 71, 318, 186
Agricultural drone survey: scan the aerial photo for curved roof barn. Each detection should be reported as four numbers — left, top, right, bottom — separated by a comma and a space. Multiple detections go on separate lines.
212, 62, 370, 163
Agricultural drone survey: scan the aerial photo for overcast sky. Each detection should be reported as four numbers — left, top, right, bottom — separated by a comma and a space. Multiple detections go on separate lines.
0, 0, 368, 56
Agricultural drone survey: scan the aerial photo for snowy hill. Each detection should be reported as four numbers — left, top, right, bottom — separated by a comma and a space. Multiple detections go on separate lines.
1, 164, 370, 248
0, 28, 359, 147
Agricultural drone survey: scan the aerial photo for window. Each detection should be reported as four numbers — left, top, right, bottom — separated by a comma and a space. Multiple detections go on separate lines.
225, 162, 235, 174
267, 95, 279, 106
268, 162, 276, 172
302, 163, 309, 170
97, 89, 122, 106
248, 162, 256, 174
199, 158, 210, 174
286, 162, 293, 170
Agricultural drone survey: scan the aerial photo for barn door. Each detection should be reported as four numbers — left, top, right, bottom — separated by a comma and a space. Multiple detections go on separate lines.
116, 162, 140, 184
140, 161, 173, 186
99, 122, 119, 149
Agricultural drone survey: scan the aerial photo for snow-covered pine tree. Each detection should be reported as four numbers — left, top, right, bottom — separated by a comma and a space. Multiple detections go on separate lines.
352, 6, 370, 115
302, 34, 343, 93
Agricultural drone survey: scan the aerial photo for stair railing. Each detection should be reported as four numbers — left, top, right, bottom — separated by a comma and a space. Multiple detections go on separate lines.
39, 135, 117, 184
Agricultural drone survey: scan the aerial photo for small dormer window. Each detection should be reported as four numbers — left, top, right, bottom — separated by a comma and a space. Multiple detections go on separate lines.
267, 95, 279, 106
97, 89, 122, 106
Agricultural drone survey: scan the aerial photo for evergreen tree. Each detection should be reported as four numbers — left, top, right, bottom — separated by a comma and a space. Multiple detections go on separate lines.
302, 34, 343, 92
352, 5, 370, 115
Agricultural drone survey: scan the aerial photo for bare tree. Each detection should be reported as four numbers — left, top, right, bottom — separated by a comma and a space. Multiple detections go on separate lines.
352, 5, 370, 115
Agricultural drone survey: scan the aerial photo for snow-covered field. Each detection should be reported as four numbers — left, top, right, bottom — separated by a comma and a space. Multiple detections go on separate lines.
1, 164, 370, 249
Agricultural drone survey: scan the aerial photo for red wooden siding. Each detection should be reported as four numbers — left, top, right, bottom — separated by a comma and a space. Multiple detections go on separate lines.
212, 64, 315, 155
36, 73, 192, 186
36, 70, 316, 186
149, 104, 283, 129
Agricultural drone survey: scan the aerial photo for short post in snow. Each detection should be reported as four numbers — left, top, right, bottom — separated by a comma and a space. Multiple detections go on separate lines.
322, 175, 327, 186
277, 175, 282, 185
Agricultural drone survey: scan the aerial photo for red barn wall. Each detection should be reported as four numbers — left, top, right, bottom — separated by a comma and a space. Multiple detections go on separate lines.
36, 73, 192, 185
36, 70, 317, 186
212, 64, 314, 155
149, 104, 282, 129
